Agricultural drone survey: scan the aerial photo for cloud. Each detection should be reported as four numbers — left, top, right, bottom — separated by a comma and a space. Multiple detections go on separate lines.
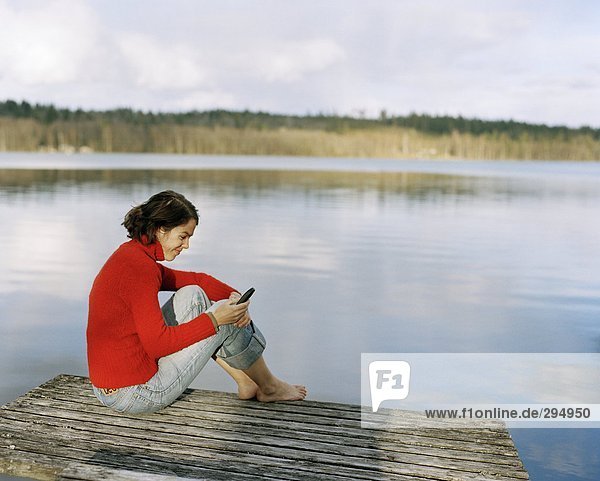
250, 38, 346, 83
0, 0, 100, 85
0, 0, 598, 126
116, 33, 208, 90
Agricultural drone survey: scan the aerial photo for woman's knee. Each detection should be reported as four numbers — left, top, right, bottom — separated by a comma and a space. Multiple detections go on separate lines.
171, 285, 210, 323
175, 284, 205, 301
216, 322, 267, 370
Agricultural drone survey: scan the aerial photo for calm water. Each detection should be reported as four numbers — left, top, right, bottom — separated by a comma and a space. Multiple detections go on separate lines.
1, 153, 600, 480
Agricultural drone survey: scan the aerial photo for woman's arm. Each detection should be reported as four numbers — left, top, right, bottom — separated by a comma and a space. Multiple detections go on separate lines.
159, 264, 237, 301
123, 273, 217, 359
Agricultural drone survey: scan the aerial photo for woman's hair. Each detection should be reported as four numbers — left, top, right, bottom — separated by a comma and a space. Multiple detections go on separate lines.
122, 190, 199, 244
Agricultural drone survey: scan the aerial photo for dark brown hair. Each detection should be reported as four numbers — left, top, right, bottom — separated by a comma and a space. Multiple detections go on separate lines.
122, 190, 199, 244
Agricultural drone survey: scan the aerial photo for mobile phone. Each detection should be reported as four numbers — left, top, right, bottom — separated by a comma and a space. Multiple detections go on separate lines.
236, 287, 255, 304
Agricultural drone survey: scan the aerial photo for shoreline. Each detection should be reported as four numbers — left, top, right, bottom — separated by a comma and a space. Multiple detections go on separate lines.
1, 120, 599, 161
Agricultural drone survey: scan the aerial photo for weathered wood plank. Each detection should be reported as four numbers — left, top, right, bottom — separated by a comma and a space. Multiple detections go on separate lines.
5, 376, 528, 478
0, 448, 65, 481
29, 381, 519, 448
0, 449, 207, 481
18, 384, 523, 452
2, 395, 525, 469
0, 423, 422, 481
0, 374, 529, 481
58, 464, 209, 481
0, 405, 526, 480
1, 401, 525, 469
1, 415, 526, 481
0, 433, 265, 481
49, 375, 511, 434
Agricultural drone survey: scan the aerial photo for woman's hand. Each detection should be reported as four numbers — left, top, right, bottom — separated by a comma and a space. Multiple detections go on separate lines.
234, 309, 252, 328
213, 294, 252, 328
226, 292, 252, 328
228, 292, 241, 303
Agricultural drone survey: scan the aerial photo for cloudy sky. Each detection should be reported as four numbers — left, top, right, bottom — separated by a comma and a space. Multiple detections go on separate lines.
0, 0, 599, 127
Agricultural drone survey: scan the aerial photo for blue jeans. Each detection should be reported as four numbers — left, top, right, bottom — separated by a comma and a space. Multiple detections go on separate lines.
93, 285, 266, 414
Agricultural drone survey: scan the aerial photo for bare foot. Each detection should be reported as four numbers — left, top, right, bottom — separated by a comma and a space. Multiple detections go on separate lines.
256, 379, 307, 402
237, 379, 259, 400
214, 357, 259, 400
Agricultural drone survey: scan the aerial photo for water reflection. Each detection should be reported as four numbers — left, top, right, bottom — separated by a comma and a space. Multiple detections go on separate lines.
1, 161, 600, 480
2, 168, 600, 202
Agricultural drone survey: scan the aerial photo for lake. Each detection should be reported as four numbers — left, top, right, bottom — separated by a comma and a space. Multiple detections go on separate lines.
1, 153, 600, 480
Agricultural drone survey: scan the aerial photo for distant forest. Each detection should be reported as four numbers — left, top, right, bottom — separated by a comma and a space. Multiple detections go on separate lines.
1, 99, 599, 160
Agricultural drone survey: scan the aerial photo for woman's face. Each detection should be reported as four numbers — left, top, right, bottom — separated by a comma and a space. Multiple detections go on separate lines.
156, 218, 197, 261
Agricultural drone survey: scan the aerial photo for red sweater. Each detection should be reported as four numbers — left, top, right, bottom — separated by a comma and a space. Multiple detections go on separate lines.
87, 239, 235, 388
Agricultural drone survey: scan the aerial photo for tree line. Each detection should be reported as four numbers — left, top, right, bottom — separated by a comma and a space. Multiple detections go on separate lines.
0, 99, 599, 160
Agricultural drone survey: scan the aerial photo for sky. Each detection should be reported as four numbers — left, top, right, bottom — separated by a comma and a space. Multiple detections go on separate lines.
0, 0, 599, 128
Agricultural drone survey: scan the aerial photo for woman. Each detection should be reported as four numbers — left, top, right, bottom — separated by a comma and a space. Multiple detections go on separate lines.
87, 190, 306, 414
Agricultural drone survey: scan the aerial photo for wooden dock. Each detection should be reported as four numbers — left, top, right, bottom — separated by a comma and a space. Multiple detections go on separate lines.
0, 374, 528, 480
